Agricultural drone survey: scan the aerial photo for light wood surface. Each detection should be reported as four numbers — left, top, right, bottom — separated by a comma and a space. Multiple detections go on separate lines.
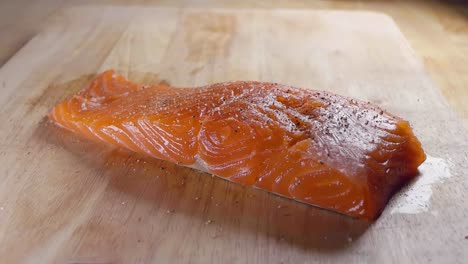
0, 7, 467, 263
1, 0, 468, 129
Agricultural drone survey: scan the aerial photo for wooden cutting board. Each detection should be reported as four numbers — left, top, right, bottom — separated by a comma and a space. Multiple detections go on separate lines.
0, 7, 467, 264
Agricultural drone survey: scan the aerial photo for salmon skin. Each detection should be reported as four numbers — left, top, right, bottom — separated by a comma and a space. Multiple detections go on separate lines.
49, 70, 426, 219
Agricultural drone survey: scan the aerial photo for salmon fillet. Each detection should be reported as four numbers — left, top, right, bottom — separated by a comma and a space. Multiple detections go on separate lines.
49, 70, 426, 219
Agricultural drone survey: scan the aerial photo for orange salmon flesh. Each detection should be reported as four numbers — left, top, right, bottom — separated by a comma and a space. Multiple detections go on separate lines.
49, 70, 426, 219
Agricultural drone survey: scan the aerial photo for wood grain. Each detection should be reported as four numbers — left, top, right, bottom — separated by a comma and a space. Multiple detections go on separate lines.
0, 6, 467, 264
1, 0, 468, 129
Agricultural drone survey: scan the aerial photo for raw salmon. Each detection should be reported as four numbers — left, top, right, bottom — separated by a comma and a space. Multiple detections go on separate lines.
49, 70, 426, 219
